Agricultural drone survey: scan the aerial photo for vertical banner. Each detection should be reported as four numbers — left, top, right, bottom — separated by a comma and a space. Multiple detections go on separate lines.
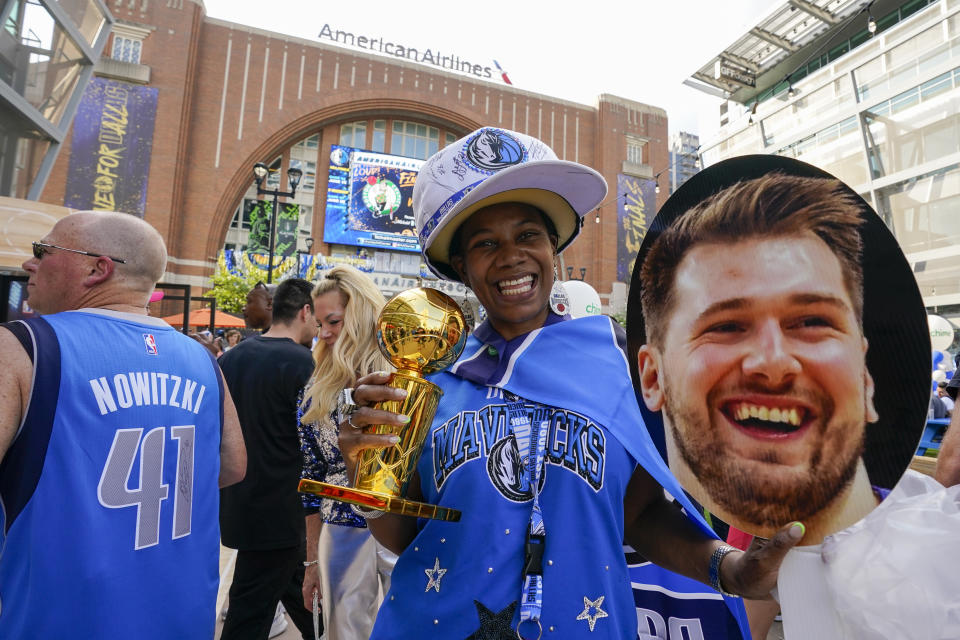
64, 77, 159, 217
246, 200, 270, 253
244, 200, 300, 257
276, 203, 300, 258
617, 174, 655, 282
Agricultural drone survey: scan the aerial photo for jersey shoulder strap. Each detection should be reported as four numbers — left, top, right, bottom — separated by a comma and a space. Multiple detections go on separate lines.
0, 316, 61, 534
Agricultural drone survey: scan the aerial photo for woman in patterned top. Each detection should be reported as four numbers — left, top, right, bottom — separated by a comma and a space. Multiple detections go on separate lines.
298, 264, 396, 640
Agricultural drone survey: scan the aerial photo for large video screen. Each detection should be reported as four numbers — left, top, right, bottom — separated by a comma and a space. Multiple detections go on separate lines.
322, 144, 424, 253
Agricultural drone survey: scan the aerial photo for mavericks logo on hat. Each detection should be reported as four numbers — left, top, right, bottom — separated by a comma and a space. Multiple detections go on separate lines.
463, 129, 527, 174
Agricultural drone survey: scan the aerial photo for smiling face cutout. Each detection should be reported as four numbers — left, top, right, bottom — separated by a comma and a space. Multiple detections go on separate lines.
627, 156, 930, 545
637, 233, 878, 538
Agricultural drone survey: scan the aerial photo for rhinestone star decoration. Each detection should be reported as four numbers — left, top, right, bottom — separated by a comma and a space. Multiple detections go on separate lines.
465, 600, 517, 640
424, 557, 447, 593
576, 595, 608, 632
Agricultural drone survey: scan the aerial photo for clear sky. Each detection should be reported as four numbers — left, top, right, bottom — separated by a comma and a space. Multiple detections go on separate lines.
201, 0, 777, 143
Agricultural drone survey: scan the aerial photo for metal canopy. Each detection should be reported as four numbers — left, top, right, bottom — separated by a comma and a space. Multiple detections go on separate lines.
691, 0, 871, 104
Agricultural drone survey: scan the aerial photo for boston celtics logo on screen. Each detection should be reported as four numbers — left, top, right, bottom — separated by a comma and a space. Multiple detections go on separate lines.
463, 128, 526, 173
362, 176, 402, 218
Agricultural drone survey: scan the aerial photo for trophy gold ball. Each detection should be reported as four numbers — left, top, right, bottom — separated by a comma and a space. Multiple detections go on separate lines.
298, 287, 467, 522
377, 287, 468, 375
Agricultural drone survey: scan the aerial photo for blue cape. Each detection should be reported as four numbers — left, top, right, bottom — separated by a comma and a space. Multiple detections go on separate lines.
441, 315, 750, 638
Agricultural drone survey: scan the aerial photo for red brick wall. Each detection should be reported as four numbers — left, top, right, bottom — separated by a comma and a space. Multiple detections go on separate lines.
40, 3, 668, 301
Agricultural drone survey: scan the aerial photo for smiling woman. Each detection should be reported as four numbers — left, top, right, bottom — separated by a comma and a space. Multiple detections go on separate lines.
332, 128, 803, 640
448, 202, 558, 340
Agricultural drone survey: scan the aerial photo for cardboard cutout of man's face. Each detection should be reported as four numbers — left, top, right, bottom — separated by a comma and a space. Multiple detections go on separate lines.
626, 157, 930, 546
637, 233, 879, 542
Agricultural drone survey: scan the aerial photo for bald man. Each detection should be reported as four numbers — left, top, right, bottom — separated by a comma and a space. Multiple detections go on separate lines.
0, 212, 246, 639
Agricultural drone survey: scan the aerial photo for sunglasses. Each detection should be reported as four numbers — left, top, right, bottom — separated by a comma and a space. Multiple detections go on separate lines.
32, 242, 127, 264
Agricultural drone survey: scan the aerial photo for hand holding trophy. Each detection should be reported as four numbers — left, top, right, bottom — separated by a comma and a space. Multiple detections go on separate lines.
299, 287, 467, 521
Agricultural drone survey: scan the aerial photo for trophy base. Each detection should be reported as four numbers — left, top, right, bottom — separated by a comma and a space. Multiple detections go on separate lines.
298, 479, 461, 522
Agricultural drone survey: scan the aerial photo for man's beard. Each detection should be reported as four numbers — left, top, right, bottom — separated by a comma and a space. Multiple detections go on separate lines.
664, 383, 865, 530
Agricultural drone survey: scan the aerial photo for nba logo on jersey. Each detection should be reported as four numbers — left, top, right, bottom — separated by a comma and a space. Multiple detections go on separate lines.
143, 334, 158, 355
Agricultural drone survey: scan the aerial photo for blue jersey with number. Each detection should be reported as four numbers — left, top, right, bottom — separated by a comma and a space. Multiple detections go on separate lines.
630, 557, 747, 639
0, 310, 224, 639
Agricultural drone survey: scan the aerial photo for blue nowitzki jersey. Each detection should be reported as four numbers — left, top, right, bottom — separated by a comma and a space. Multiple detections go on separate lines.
0, 310, 224, 639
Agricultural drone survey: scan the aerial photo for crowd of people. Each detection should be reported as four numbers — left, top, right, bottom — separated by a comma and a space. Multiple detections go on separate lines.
1, 127, 958, 640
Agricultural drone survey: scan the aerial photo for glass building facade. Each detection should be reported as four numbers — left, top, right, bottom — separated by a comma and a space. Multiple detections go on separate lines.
669, 131, 700, 193
0, 0, 111, 199
700, 0, 960, 320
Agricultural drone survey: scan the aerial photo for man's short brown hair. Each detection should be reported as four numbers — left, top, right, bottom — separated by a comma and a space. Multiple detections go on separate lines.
640, 173, 866, 346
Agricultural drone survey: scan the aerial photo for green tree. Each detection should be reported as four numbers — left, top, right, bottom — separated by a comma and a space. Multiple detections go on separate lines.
611, 309, 627, 329
209, 257, 259, 314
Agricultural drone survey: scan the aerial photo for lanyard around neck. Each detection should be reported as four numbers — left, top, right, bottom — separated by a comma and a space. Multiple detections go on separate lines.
504, 391, 548, 640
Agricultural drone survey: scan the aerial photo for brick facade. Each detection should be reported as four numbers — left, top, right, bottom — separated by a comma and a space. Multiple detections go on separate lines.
41, 0, 668, 303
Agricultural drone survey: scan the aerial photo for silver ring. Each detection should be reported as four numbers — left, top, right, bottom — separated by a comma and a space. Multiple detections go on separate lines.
347, 414, 362, 430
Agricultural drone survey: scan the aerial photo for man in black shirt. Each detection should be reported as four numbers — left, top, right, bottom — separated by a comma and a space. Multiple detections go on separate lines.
219, 278, 317, 639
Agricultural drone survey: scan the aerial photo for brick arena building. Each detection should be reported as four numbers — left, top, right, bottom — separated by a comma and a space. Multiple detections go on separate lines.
39, 0, 668, 308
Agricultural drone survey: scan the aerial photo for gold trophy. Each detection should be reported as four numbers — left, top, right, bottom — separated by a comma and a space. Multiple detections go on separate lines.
299, 287, 467, 522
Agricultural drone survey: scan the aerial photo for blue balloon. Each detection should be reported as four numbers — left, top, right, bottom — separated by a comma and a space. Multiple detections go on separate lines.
933, 350, 945, 370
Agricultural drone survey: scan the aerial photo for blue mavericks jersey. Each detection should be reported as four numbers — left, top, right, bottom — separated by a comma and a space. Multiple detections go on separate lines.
371, 316, 749, 639
630, 557, 747, 639
0, 310, 224, 639
374, 381, 639, 638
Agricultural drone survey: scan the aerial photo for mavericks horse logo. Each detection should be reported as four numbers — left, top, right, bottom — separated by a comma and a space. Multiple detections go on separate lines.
487, 435, 545, 502
464, 129, 526, 173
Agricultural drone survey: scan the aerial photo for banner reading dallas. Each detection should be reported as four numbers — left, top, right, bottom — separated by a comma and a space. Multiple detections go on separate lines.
617, 174, 655, 282
64, 77, 159, 218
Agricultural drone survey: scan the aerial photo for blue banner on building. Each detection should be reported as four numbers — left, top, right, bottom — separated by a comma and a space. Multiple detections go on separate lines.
617, 174, 656, 282
322, 144, 423, 252
64, 77, 159, 217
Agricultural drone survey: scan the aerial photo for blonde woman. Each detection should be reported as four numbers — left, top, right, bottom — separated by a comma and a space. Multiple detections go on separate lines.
298, 265, 396, 640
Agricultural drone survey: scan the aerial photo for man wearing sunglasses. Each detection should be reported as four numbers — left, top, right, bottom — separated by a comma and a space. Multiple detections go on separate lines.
0, 211, 247, 639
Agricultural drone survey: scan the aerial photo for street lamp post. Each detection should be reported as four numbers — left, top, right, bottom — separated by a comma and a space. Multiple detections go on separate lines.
252, 162, 303, 283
